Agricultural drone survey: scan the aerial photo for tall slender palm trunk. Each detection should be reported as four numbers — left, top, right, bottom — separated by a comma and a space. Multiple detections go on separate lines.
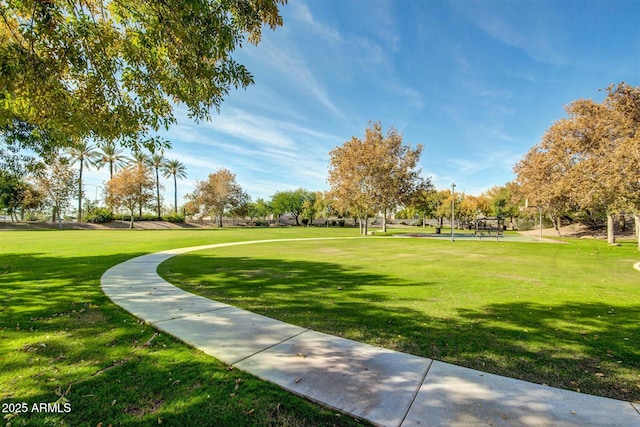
78, 163, 83, 221
155, 168, 161, 220
173, 175, 178, 213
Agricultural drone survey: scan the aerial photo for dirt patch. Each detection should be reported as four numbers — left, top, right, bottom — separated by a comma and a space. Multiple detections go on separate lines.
518, 223, 637, 240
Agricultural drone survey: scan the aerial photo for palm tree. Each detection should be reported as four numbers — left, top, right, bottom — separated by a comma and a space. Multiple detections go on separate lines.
161, 159, 187, 213
66, 140, 99, 221
148, 152, 165, 220
97, 141, 130, 179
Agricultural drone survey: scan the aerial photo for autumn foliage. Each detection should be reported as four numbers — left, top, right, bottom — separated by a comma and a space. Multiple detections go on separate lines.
514, 83, 640, 245
105, 165, 155, 228
328, 121, 428, 234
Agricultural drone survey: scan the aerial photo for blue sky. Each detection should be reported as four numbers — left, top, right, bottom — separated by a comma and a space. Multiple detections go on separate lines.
85, 0, 640, 207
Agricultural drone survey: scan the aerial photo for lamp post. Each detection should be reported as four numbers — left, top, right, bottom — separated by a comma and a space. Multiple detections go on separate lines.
85, 184, 101, 202
451, 182, 456, 242
536, 206, 542, 238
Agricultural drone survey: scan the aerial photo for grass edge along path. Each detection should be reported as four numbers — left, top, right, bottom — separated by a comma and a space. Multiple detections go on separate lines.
158, 235, 640, 403
0, 228, 369, 427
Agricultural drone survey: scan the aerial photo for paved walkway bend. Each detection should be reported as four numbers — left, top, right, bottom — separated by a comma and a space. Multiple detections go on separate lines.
100, 238, 640, 427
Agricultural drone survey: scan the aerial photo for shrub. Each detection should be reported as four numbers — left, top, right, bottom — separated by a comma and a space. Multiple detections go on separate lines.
331, 220, 337, 226
301, 218, 309, 225
113, 213, 157, 222
85, 208, 114, 224
338, 219, 345, 227
165, 213, 185, 223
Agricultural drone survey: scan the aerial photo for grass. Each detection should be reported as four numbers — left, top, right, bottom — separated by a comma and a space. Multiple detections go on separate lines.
0, 227, 368, 427
159, 235, 640, 402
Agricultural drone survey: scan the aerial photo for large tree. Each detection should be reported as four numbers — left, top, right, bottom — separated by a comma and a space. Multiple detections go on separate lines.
187, 168, 248, 227
408, 187, 442, 228
105, 165, 155, 229
515, 83, 640, 244
271, 188, 315, 226
484, 183, 520, 227
0, 0, 286, 152
248, 198, 272, 222
328, 121, 426, 234
0, 170, 39, 222
34, 155, 78, 224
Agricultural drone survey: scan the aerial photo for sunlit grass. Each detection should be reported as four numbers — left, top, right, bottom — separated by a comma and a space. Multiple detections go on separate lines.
160, 236, 640, 401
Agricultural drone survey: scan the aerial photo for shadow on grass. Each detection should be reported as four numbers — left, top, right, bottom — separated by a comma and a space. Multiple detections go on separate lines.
0, 252, 148, 322
0, 251, 367, 426
161, 254, 640, 402
12, 344, 365, 427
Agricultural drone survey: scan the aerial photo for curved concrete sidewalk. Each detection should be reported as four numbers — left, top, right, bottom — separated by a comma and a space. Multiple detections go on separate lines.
100, 238, 640, 427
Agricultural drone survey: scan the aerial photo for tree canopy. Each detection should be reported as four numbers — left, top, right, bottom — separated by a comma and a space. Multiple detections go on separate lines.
271, 188, 315, 226
514, 83, 640, 243
187, 168, 248, 227
328, 121, 427, 234
0, 0, 286, 154
105, 164, 155, 228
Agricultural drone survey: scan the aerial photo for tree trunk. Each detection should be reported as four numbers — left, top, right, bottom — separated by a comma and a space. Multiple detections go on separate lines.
155, 168, 161, 220
382, 208, 387, 233
607, 213, 615, 244
129, 208, 134, 229
173, 175, 178, 213
364, 215, 369, 235
634, 213, 640, 251
78, 162, 83, 222
549, 213, 561, 237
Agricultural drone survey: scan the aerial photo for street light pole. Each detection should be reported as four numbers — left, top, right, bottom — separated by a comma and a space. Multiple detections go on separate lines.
524, 199, 543, 239
537, 206, 542, 238
451, 182, 456, 242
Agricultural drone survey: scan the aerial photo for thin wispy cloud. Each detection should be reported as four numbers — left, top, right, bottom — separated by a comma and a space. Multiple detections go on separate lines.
245, 40, 343, 118
288, 2, 342, 43
144, 0, 638, 202
453, 2, 567, 66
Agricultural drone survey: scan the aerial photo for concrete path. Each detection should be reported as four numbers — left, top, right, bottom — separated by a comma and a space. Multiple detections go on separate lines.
100, 238, 640, 426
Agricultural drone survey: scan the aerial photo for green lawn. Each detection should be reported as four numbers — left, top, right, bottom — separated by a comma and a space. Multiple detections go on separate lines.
159, 235, 640, 402
0, 227, 367, 427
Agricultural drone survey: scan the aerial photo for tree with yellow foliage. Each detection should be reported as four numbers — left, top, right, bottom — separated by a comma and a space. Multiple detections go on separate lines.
328, 121, 426, 234
105, 165, 154, 228
515, 83, 639, 246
